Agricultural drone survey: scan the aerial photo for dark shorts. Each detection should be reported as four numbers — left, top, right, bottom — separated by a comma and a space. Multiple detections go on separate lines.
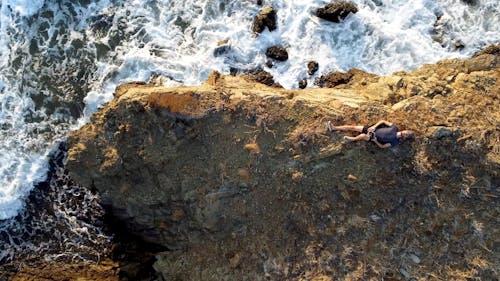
363, 125, 376, 140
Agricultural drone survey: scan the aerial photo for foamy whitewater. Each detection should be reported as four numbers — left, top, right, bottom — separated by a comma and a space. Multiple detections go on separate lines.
0, 0, 498, 225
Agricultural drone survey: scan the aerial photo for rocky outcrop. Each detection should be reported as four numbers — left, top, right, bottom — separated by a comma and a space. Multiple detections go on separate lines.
67, 52, 499, 280
316, 1, 358, 23
475, 44, 500, 56
252, 5, 277, 34
265, 45, 288, 61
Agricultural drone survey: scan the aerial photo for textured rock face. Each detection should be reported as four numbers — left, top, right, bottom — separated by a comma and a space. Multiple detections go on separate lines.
307, 60, 319, 75
252, 5, 277, 34
316, 68, 377, 88
266, 46, 288, 61
316, 1, 358, 23
67, 53, 499, 280
242, 69, 282, 87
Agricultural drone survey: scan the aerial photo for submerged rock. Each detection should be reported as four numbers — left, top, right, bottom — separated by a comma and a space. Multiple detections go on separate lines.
252, 5, 277, 34
265, 46, 288, 61
213, 40, 231, 57
316, 1, 358, 23
67, 51, 500, 280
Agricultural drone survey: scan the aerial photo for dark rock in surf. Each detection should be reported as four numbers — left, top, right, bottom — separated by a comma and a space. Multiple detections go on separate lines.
461, 0, 478, 5
298, 79, 307, 89
252, 5, 277, 34
266, 46, 288, 61
454, 40, 465, 50
316, 1, 358, 23
244, 69, 282, 87
213, 40, 231, 57
307, 61, 319, 75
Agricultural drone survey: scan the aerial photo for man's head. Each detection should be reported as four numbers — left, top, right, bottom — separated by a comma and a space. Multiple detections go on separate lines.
399, 130, 415, 140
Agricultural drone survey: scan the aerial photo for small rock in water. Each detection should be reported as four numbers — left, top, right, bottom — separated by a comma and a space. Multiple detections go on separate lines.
266, 46, 288, 61
298, 79, 307, 89
454, 39, 465, 50
316, 1, 358, 23
307, 61, 319, 75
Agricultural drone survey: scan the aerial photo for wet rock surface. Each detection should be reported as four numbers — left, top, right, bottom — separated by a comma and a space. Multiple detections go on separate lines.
66, 52, 500, 280
266, 46, 288, 61
298, 79, 307, 89
316, 1, 358, 23
307, 61, 319, 75
252, 5, 277, 34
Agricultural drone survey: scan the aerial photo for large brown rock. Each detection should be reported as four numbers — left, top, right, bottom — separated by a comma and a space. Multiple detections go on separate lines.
67, 52, 499, 280
265, 45, 288, 61
252, 5, 277, 34
316, 1, 358, 23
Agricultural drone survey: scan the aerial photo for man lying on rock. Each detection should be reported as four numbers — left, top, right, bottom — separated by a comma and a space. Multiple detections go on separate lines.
327, 120, 414, 148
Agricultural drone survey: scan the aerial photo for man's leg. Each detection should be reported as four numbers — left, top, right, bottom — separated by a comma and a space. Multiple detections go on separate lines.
344, 133, 370, 142
328, 122, 364, 132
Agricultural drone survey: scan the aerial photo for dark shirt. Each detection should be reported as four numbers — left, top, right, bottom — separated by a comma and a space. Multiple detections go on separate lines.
375, 124, 399, 146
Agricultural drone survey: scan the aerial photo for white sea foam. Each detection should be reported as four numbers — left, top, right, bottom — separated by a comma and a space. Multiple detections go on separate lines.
3, 0, 44, 17
0, 0, 499, 220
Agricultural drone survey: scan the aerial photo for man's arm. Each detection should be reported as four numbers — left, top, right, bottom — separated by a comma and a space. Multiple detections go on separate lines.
369, 120, 393, 132
373, 138, 392, 148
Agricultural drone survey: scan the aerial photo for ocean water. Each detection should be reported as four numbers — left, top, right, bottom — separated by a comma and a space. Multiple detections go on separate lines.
0, 0, 498, 261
